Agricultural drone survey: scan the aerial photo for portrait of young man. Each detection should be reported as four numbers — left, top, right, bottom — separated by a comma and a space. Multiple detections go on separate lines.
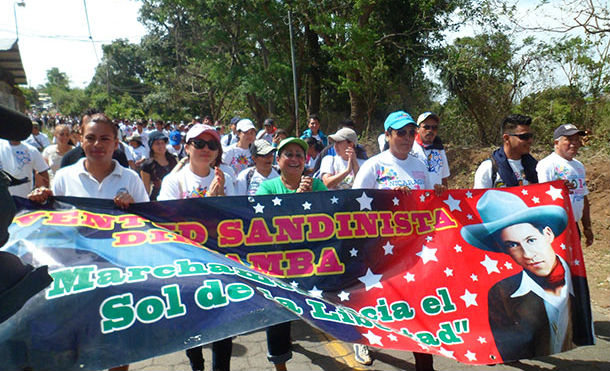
461, 190, 594, 361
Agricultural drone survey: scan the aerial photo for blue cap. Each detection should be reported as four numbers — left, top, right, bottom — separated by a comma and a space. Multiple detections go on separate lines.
169, 130, 181, 146
383, 111, 416, 131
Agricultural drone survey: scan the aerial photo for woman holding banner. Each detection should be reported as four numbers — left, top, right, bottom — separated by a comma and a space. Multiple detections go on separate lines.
157, 123, 235, 371
256, 137, 327, 371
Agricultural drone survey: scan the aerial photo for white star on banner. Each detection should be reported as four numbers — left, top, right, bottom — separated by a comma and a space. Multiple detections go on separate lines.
532, 196, 540, 204
309, 286, 323, 298
460, 289, 478, 308
419, 194, 426, 202
466, 214, 473, 220
481, 255, 500, 274
338, 291, 350, 301
382, 241, 394, 255
362, 330, 383, 346
477, 336, 487, 344
470, 274, 478, 281
349, 248, 358, 257
443, 194, 462, 211
546, 185, 564, 200
574, 259, 580, 266
438, 347, 455, 359
426, 236, 433, 242
359, 269, 383, 291
388, 334, 398, 342
464, 350, 477, 362
504, 262, 513, 270
302, 201, 312, 210
454, 244, 462, 253
416, 245, 438, 264
392, 197, 400, 206
560, 243, 566, 250
444, 267, 453, 277
417, 342, 430, 351
272, 197, 282, 206
465, 191, 473, 198
356, 192, 373, 210
330, 196, 339, 204
521, 189, 528, 195
290, 281, 299, 288
253, 203, 265, 213
404, 272, 415, 282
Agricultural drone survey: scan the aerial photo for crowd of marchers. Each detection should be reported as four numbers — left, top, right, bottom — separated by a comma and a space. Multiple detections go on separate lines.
0, 108, 594, 371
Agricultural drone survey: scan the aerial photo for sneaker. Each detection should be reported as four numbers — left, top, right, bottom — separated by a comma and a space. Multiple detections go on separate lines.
353, 343, 373, 365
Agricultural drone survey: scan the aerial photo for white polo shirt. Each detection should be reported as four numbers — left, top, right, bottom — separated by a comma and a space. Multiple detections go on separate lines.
52, 158, 149, 202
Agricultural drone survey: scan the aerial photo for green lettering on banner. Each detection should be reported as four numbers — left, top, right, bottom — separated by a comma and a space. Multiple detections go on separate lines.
195, 279, 229, 310
136, 296, 166, 323
225, 283, 254, 302
100, 293, 135, 333
96, 268, 126, 287
46, 265, 96, 299
162, 284, 186, 318
175, 259, 208, 276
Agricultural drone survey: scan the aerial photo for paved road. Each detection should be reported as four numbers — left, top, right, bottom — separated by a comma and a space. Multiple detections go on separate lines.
128, 307, 609, 371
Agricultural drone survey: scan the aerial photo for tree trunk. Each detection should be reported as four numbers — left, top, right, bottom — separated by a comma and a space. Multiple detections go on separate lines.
349, 89, 367, 132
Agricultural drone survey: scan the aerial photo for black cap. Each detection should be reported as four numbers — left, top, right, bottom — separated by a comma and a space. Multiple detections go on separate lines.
263, 118, 274, 126
553, 123, 585, 140
0, 252, 53, 324
0, 105, 33, 141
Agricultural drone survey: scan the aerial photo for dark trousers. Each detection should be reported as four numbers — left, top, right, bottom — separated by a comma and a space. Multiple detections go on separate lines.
185, 338, 233, 371
266, 321, 292, 364
414, 352, 434, 371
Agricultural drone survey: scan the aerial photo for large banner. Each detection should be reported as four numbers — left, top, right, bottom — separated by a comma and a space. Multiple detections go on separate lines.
0, 181, 594, 370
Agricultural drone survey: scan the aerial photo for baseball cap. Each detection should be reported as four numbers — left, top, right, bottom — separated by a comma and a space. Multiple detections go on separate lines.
229, 116, 241, 126
329, 128, 358, 144
277, 137, 308, 154
148, 131, 168, 149
236, 119, 256, 132
186, 124, 221, 143
169, 130, 182, 146
251, 139, 276, 156
553, 123, 585, 140
416, 112, 440, 126
383, 111, 416, 131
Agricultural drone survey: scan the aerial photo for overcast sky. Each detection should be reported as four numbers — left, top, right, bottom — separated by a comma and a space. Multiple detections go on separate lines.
0, 0, 586, 90
0, 0, 146, 88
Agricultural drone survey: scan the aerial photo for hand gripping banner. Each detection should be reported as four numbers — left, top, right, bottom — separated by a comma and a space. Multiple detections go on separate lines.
0, 181, 594, 370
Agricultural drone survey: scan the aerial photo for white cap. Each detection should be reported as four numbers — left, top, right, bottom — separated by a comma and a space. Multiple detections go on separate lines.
185, 124, 221, 143
236, 119, 256, 132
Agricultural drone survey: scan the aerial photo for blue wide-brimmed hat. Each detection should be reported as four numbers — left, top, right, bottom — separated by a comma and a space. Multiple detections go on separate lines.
461, 190, 567, 253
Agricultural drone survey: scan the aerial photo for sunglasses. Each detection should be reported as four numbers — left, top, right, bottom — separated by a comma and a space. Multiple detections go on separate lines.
281, 151, 305, 159
422, 124, 438, 131
508, 133, 534, 141
188, 138, 219, 150
393, 127, 417, 137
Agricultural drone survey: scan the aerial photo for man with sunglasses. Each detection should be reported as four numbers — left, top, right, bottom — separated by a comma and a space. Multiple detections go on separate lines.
412, 112, 450, 187
474, 114, 538, 188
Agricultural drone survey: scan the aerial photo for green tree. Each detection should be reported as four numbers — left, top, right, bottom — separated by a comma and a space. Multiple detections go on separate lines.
434, 32, 537, 145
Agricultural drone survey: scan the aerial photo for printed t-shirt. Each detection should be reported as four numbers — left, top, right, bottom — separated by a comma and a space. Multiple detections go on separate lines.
0, 140, 49, 197
474, 158, 530, 189
235, 166, 280, 195
222, 145, 253, 176
410, 141, 450, 186
352, 150, 431, 190
537, 152, 589, 222
319, 154, 365, 190
157, 166, 236, 200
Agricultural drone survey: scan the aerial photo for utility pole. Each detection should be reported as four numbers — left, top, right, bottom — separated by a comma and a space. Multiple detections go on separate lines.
13, 1, 26, 41
288, 10, 299, 136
